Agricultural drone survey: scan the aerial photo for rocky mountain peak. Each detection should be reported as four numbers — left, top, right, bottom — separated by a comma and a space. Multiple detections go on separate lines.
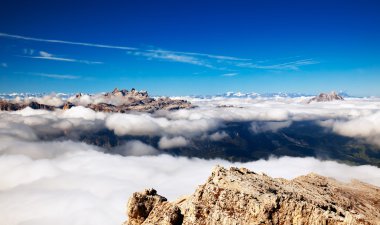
124, 166, 380, 225
112, 87, 120, 94
308, 91, 344, 103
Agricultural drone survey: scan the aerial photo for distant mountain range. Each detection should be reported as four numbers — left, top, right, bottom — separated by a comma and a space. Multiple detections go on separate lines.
0, 88, 193, 112
0, 91, 356, 100
0, 92, 71, 100
216, 91, 352, 98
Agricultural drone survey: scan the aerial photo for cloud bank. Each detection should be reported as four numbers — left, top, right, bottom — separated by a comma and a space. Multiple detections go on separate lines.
0, 144, 379, 225
3, 95, 380, 147
329, 111, 380, 146
1, 95, 380, 225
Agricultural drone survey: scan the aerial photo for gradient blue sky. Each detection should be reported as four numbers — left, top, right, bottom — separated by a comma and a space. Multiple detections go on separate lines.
0, 0, 379, 96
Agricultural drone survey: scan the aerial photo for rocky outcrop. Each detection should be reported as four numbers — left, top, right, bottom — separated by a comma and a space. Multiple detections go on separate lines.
0, 88, 194, 113
125, 189, 183, 225
308, 91, 344, 103
125, 166, 380, 225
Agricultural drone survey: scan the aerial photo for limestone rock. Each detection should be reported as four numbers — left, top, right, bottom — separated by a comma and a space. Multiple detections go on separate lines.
140, 202, 183, 225
125, 166, 380, 225
125, 189, 167, 225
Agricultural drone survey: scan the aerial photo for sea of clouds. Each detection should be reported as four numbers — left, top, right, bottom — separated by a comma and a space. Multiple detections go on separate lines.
1, 94, 380, 225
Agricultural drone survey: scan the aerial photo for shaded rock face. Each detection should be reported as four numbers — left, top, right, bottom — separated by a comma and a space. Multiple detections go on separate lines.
125, 189, 183, 225
125, 166, 380, 225
0, 88, 193, 112
62, 102, 75, 110
308, 91, 344, 103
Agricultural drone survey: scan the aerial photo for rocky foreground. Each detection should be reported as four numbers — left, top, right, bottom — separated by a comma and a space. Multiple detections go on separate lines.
0, 88, 193, 112
125, 166, 380, 225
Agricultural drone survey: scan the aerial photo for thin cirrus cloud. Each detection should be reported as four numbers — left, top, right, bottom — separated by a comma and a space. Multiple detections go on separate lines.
222, 72, 238, 77
24, 51, 103, 65
127, 49, 215, 68
0, 32, 137, 50
0, 32, 318, 70
236, 59, 319, 70
145, 49, 251, 61
31, 72, 81, 80
0, 32, 241, 62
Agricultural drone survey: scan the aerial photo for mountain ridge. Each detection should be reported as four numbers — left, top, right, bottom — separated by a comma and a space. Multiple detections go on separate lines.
0, 88, 193, 112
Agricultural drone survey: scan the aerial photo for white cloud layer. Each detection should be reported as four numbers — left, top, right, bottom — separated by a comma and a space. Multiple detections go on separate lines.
329, 111, 380, 146
1, 96, 380, 225
0, 144, 379, 225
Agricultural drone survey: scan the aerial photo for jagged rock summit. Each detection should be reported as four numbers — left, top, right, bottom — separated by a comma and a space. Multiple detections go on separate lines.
308, 91, 344, 103
124, 166, 380, 225
78, 88, 193, 112
0, 88, 193, 113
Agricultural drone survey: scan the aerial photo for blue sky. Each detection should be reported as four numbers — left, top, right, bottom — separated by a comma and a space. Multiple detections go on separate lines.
0, 0, 379, 96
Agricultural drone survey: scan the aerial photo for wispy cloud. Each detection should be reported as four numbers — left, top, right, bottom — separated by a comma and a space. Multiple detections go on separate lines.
147, 49, 251, 61
237, 59, 319, 70
1, 63, 7, 68
23, 48, 34, 55
0, 32, 319, 71
0, 32, 247, 69
222, 72, 238, 77
131, 49, 318, 71
39, 51, 52, 57
25, 51, 103, 64
129, 49, 215, 68
31, 73, 80, 79
0, 32, 137, 50
0, 32, 249, 62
